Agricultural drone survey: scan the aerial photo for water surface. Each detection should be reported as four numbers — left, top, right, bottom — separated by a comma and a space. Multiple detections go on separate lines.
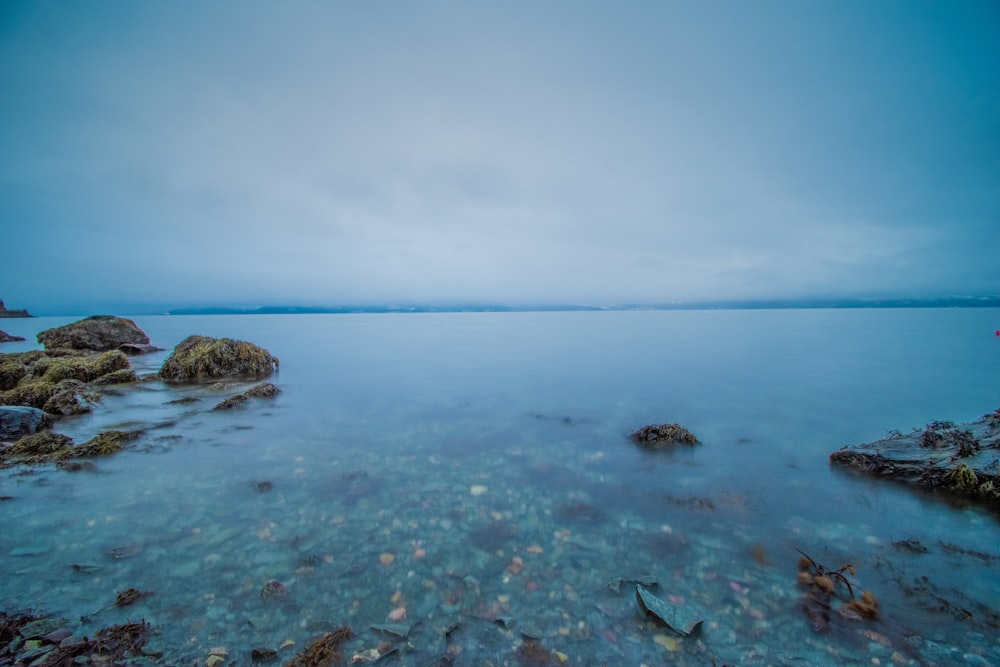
2, 309, 999, 665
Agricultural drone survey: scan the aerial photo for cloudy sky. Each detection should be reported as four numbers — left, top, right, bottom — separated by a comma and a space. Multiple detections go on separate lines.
1, 1, 997, 314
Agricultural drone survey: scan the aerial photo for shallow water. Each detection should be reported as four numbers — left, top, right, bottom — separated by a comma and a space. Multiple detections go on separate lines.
2, 309, 999, 665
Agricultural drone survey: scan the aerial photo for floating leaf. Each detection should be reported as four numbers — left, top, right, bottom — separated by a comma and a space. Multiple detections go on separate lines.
636, 585, 703, 635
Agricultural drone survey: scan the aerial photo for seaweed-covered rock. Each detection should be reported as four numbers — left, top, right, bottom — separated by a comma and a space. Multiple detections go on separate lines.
37, 316, 150, 352
160, 335, 279, 382
90, 368, 140, 385
213, 382, 281, 410
630, 422, 700, 447
830, 410, 1000, 509
75, 430, 139, 457
43, 379, 100, 416
0, 406, 52, 440
0, 356, 28, 391
0, 328, 25, 343
3, 432, 74, 462
35, 350, 131, 384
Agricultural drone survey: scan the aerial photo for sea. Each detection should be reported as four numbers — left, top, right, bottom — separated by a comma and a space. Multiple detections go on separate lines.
1, 308, 999, 666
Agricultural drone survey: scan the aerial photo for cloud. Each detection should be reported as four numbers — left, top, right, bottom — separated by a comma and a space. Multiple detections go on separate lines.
1, 1, 998, 312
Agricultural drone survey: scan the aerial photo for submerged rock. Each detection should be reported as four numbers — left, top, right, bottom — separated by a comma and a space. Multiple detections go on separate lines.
213, 382, 281, 410
160, 335, 279, 382
37, 316, 150, 352
0, 406, 52, 440
830, 410, 1000, 509
630, 422, 700, 447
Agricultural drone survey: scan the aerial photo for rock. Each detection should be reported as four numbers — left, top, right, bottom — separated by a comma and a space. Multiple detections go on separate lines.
212, 394, 248, 411
43, 379, 99, 416
3, 432, 74, 462
37, 315, 150, 352
118, 343, 163, 355
259, 580, 288, 602
35, 350, 132, 384
629, 422, 700, 447
0, 356, 28, 390
74, 430, 140, 457
830, 410, 1000, 508
160, 336, 279, 382
0, 406, 52, 440
0, 328, 26, 342
213, 382, 281, 410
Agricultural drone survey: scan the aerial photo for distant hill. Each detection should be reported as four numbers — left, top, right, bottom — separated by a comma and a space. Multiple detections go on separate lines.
166, 295, 1000, 315
0, 299, 32, 318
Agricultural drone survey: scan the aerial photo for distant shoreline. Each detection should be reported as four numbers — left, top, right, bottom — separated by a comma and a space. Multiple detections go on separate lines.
163, 296, 1000, 316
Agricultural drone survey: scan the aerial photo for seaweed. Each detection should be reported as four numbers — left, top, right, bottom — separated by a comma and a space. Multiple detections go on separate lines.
795, 549, 878, 631
283, 626, 352, 667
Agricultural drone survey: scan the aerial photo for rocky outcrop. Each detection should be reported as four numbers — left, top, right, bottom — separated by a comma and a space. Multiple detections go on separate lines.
37, 316, 150, 352
0, 300, 32, 318
630, 422, 700, 448
0, 350, 137, 415
0, 406, 52, 441
160, 335, 279, 382
830, 411, 1000, 509
0, 329, 25, 343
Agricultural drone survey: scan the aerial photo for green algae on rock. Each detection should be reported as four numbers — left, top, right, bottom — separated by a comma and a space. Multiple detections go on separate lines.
0, 349, 137, 414
213, 382, 281, 411
160, 335, 279, 382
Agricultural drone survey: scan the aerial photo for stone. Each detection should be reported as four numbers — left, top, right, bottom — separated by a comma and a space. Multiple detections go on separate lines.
629, 422, 700, 447
37, 316, 150, 352
160, 336, 279, 382
0, 406, 52, 440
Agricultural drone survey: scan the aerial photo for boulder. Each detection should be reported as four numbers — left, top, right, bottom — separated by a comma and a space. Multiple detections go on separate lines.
630, 422, 700, 448
37, 316, 150, 352
830, 411, 1000, 509
0, 406, 52, 440
0, 328, 25, 343
160, 335, 279, 382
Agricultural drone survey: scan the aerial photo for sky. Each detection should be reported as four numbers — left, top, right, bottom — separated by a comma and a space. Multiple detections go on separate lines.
1, 1, 998, 314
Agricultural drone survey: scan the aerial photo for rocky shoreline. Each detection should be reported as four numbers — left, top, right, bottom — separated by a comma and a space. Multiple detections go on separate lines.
1, 315, 280, 464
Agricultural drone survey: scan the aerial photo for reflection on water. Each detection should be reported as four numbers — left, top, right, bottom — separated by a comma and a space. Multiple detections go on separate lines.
2, 310, 999, 664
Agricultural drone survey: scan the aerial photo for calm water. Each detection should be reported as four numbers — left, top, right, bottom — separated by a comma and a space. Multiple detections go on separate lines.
2, 309, 999, 665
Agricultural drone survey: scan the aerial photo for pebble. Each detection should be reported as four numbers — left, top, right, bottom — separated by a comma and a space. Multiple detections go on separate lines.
470, 485, 488, 496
